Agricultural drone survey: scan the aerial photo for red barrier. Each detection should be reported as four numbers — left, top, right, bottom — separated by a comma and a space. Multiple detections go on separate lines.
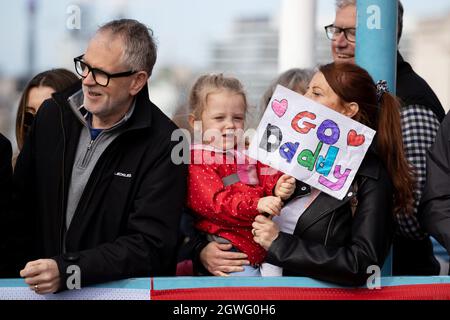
151, 284, 450, 300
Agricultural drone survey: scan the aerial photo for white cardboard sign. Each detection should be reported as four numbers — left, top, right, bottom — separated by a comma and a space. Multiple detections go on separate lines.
248, 85, 376, 200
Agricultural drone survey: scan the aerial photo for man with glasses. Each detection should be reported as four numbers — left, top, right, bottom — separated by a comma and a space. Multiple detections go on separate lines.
324, 9, 356, 64
326, 0, 445, 276
13, 19, 187, 293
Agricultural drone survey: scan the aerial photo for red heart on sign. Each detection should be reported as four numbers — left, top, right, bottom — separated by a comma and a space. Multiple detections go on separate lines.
271, 99, 288, 117
347, 130, 365, 146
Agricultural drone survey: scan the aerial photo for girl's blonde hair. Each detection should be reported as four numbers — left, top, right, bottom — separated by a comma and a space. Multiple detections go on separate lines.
189, 73, 248, 120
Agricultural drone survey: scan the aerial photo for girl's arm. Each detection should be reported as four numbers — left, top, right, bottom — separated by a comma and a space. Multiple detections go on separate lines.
188, 163, 265, 226
257, 162, 283, 196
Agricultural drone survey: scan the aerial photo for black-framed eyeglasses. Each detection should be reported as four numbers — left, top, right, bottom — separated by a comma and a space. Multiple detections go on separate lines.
73, 54, 137, 87
324, 24, 356, 43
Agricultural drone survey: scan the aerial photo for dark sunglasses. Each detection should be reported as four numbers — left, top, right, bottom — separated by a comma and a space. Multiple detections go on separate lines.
23, 111, 36, 128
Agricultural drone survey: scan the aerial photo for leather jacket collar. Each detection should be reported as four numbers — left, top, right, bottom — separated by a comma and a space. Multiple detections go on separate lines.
294, 149, 381, 235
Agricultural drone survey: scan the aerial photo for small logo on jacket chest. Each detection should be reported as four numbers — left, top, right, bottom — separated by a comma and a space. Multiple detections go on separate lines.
114, 172, 132, 178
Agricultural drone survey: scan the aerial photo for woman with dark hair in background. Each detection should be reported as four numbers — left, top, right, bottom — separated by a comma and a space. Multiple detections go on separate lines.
0, 69, 78, 276
15, 68, 79, 151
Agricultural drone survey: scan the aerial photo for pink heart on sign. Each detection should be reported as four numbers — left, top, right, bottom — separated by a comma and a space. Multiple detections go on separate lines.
271, 99, 288, 117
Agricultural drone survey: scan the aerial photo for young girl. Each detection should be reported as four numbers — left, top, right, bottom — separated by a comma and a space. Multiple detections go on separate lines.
187, 74, 296, 276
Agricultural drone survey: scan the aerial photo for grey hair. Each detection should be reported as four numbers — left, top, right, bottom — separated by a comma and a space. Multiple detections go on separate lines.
335, 0, 404, 43
335, 0, 356, 9
261, 68, 314, 110
98, 19, 157, 77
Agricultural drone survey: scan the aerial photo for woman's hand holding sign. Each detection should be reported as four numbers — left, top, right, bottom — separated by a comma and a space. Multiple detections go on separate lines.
253, 174, 294, 249
252, 215, 280, 250
274, 174, 296, 200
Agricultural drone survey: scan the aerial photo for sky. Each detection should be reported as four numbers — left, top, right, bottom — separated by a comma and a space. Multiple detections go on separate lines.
0, 0, 449, 77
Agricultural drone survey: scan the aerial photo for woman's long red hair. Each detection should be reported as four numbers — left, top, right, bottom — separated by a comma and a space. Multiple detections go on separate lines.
320, 62, 415, 215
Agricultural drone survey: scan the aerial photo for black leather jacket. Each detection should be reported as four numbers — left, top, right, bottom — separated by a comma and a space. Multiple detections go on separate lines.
420, 111, 450, 256
189, 148, 394, 286
266, 149, 394, 286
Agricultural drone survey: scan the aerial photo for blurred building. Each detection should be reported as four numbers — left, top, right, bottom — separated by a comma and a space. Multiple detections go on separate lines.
410, 12, 450, 111
1, 3, 448, 140
0, 78, 19, 142
56, 2, 100, 71
149, 66, 194, 128
207, 16, 349, 127
278, 0, 316, 71
207, 15, 351, 127
208, 10, 448, 130
210, 17, 279, 128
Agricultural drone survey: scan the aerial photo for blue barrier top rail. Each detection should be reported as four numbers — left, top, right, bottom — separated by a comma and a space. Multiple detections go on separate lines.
1, 276, 450, 300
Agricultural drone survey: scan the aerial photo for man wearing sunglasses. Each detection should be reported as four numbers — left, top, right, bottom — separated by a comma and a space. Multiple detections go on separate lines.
13, 19, 187, 293
325, 1, 445, 276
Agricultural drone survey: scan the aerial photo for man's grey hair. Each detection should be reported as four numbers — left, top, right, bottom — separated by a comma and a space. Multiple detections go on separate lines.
335, 0, 404, 42
98, 19, 157, 77
335, 0, 356, 9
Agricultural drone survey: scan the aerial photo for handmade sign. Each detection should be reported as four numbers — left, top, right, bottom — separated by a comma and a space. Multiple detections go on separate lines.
248, 85, 376, 200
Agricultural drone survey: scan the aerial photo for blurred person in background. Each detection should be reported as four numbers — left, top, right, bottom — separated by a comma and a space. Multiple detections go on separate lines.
420, 111, 450, 268
260, 68, 314, 109
15, 69, 79, 152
